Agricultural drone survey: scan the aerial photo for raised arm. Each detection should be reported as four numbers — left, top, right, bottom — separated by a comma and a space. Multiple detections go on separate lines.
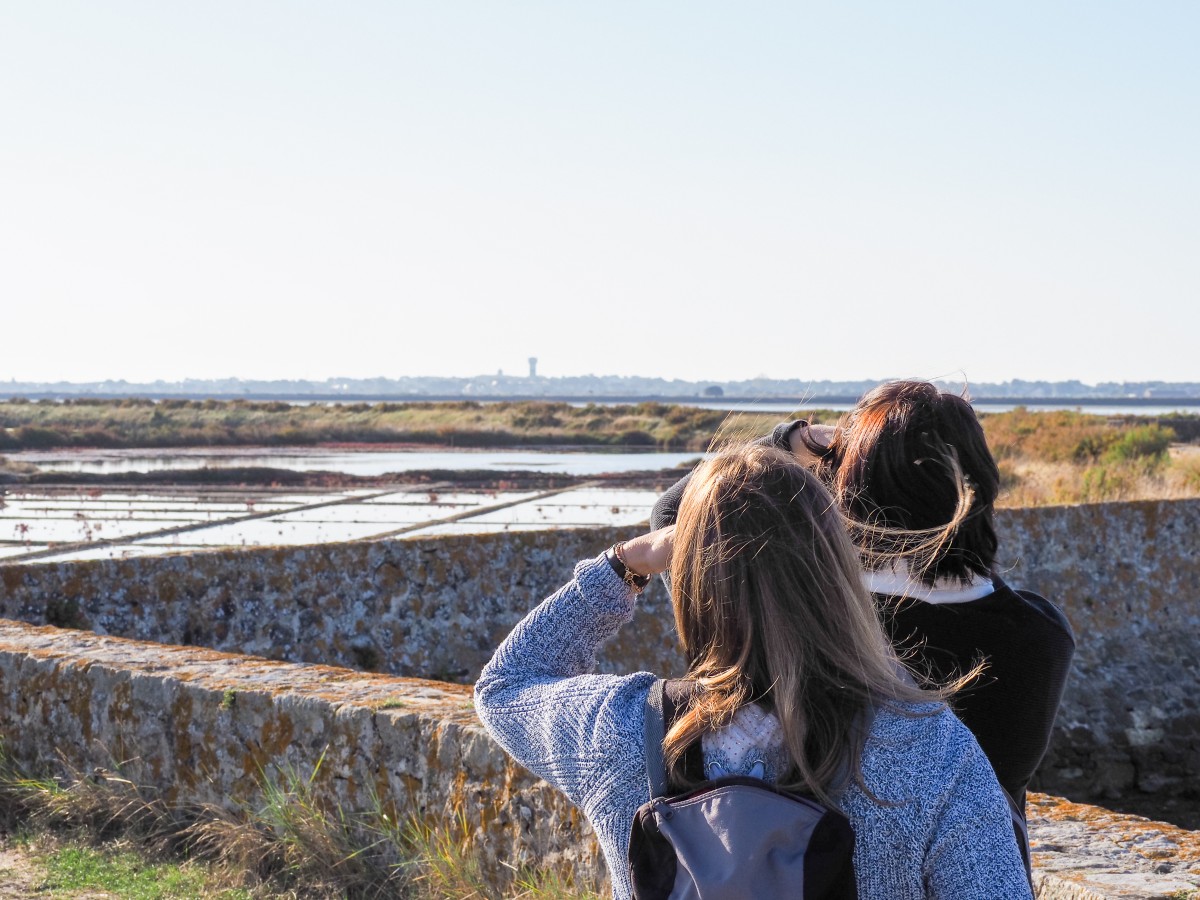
473, 530, 673, 808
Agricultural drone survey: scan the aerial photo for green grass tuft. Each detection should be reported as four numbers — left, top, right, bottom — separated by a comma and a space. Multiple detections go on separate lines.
38, 844, 252, 899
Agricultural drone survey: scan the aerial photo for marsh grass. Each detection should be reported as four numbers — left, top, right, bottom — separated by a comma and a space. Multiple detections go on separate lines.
983, 408, 1200, 507
0, 763, 248, 898
982, 408, 1178, 465
996, 444, 1200, 507
0, 455, 38, 476
0, 747, 601, 900
400, 815, 598, 900
0, 398, 790, 452
4, 398, 1199, 507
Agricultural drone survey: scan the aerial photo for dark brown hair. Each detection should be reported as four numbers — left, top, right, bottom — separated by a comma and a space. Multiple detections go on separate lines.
810, 381, 1000, 584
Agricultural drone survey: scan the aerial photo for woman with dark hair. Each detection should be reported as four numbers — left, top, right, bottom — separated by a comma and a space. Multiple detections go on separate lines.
477, 444, 1032, 900
652, 380, 1075, 809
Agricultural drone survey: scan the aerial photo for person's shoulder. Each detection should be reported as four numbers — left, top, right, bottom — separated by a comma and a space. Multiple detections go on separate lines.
867, 701, 975, 765
873, 699, 960, 735
989, 578, 1076, 645
856, 702, 985, 809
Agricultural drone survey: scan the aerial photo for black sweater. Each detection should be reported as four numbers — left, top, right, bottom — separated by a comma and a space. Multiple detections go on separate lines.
649, 424, 1076, 803
877, 582, 1073, 803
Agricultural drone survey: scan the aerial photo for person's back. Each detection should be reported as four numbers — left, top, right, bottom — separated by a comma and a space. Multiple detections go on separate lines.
878, 579, 1073, 802
846, 703, 1026, 895
823, 380, 1074, 805
640, 677, 1035, 899
478, 445, 1033, 899
650, 381, 1075, 804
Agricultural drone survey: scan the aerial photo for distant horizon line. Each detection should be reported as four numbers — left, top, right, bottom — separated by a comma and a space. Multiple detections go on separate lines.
6, 394, 1200, 409
5, 375, 1200, 389
5, 374, 1200, 405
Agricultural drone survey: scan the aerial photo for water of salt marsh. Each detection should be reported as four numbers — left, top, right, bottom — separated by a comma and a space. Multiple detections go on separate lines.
9, 447, 704, 478
0, 486, 662, 564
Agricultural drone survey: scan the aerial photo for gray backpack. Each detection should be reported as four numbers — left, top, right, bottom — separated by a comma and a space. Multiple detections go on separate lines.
627, 680, 857, 900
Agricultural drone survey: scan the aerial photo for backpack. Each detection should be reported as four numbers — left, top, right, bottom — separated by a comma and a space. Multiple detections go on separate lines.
627, 680, 858, 900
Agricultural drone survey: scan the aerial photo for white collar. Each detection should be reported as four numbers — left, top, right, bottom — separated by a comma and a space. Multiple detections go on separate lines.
862, 561, 994, 605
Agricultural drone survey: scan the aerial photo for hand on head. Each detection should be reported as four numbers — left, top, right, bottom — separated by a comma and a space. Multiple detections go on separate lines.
619, 525, 674, 578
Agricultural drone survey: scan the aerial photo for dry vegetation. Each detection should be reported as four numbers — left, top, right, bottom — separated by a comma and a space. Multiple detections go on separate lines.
983, 408, 1200, 507
0, 746, 600, 899
2, 399, 1199, 506
0, 398, 768, 452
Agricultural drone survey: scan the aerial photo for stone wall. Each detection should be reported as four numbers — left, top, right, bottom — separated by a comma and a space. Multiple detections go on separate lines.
0, 619, 603, 886
0, 526, 676, 683
1029, 793, 1200, 899
2, 498, 1199, 813
996, 500, 1200, 811
0, 620, 1194, 899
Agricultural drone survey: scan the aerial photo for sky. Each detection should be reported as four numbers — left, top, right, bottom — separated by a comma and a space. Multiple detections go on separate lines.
1, 2, 1197, 386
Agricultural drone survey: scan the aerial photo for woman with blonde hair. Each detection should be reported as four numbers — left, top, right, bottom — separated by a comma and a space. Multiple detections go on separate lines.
476, 444, 1031, 899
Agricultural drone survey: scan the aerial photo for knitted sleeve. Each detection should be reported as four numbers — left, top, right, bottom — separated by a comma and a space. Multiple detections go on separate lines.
473, 554, 655, 816
924, 732, 1035, 900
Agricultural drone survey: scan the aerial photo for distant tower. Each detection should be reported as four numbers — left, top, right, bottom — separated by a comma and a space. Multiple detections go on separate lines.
528, 357, 538, 378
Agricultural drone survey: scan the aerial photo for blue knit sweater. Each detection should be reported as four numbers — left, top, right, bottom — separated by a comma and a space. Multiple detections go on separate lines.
475, 554, 1033, 900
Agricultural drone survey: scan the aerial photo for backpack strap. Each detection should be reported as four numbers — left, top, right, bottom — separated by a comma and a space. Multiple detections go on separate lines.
643, 679, 670, 800
1005, 788, 1034, 886
644, 680, 712, 799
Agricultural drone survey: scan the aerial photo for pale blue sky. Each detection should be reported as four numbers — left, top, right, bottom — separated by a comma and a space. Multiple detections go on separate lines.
2, 2, 1197, 385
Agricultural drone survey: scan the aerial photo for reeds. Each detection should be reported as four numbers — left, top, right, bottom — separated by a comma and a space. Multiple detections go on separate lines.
0, 398, 754, 452
996, 447, 1200, 507
0, 745, 602, 899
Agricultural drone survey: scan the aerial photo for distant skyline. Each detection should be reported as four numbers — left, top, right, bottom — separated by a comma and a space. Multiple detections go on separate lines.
7, 373, 1200, 401
3, 3, 1197, 385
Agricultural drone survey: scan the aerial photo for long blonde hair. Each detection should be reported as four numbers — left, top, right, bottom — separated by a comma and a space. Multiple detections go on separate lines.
664, 443, 938, 803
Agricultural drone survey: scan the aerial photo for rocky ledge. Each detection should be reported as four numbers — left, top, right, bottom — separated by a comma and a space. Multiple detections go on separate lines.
0, 620, 1194, 897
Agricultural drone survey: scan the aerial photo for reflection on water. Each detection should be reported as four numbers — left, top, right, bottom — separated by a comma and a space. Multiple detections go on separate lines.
0, 485, 663, 564
7, 448, 704, 477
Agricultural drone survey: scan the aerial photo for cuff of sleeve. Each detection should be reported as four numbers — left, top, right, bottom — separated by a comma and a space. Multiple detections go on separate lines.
768, 419, 809, 451
573, 553, 640, 617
